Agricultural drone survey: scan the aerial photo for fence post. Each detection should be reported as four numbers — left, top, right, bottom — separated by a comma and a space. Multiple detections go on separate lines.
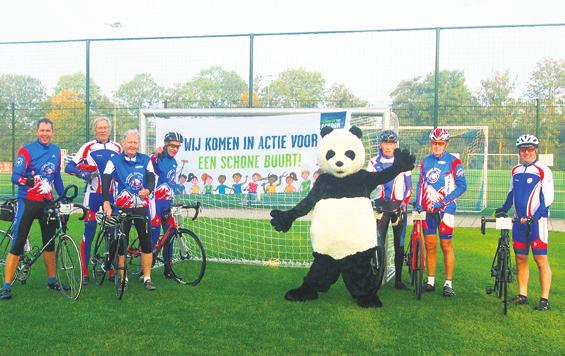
248, 34, 254, 108
85, 39, 91, 141
11, 102, 15, 197
535, 98, 541, 137
433, 28, 440, 128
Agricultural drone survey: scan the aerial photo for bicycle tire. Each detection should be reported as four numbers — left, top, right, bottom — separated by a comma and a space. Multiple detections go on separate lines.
55, 234, 83, 300
501, 250, 509, 315
494, 249, 504, 299
0, 229, 12, 276
112, 237, 128, 300
414, 238, 424, 300
371, 245, 386, 292
169, 228, 206, 285
127, 237, 142, 274
91, 230, 109, 286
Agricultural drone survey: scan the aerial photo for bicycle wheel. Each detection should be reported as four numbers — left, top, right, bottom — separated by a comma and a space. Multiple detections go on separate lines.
127, 237, 142, 276
371, 245, 386, 292
168, 228, 206, 285
500, 250, 509, 315
113, 237, 128, 300
494, 250, 504, 299
405, 238, 414, 283
55, 234, 83, 300
414, 238, 424, 300
91, 230, 109, 285
0, 229, 12, 275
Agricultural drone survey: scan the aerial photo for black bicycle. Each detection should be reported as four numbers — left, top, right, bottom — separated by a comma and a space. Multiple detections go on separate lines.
481, 214, 521, 315
4, 185, 87, 300
91, 210, 149, 299
371, 199, 402, 291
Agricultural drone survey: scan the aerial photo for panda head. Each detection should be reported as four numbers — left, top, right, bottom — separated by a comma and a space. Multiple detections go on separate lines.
318, 126, 365, 178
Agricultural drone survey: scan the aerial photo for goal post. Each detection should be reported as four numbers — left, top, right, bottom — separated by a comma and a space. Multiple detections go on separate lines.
138, 108, 399, 277
398, 125, 489, 212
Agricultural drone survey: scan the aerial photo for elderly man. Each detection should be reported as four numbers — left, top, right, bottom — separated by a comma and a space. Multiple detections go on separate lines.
65, 116, 122, 285
102, 129, 156, 291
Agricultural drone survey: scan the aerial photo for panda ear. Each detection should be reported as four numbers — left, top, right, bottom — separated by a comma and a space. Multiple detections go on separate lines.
349, 126, 362, 139
320, 126, 334, 138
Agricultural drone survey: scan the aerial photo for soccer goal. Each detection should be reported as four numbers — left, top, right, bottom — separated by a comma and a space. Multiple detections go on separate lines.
398, 125, 489, 213
139, 108, 399, 271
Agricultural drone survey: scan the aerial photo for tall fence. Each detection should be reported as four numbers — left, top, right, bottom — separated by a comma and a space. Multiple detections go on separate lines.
0, 24, 563, 216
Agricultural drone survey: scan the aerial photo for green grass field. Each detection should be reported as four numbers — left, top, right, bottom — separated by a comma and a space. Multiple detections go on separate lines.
0, 218, 563, 355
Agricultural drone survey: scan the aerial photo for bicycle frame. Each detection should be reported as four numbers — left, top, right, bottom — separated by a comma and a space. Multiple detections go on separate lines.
407, 210, 426, 299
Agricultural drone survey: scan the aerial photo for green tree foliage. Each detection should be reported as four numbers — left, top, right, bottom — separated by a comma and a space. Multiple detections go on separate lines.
325, 83, 367, 108
526, 58, 565, 102
53, 72, 112, 111
167, 66, 247, 108
115, 73, 164, 109
390, 70, 475, 125
262, 68, 325, 108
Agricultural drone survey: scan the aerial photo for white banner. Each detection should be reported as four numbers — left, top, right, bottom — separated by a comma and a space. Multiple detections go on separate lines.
154, 112, 349, 194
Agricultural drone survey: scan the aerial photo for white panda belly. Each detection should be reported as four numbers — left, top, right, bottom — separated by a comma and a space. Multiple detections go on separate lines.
309, 197, 377, 260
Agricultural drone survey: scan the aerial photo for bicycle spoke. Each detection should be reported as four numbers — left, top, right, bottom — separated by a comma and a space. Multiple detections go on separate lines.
56, 235, 83, 300
168, 228, 206, 285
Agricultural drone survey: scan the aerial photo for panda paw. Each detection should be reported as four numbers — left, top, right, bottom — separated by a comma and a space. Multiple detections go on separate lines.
270, 209, 294, 232
284, 286, 319, 301
356, 294, 383, 308
392, 148, 416, 172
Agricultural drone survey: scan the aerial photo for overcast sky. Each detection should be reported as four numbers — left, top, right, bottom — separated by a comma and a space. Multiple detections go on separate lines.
1, 0, 563, 106
2, 0, 564, 41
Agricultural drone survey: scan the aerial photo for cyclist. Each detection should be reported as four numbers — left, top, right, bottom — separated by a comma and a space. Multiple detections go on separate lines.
102, 129, 156, 291
65, 116, 122, 285
367, 130, 412, 290
150, 132, 185, 278
1, 118, 65, 300
495, 134, 554, 311
414, 128, 467, 297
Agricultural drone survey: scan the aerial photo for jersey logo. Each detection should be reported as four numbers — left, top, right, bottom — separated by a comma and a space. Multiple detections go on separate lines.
126, 172, 144, 190
527, 177, 533, 184
426, 168, 441, 184
41, 162, 56, 176
456, 167, 464, 177
438, 160, 446, 164
15, 156, 24, 167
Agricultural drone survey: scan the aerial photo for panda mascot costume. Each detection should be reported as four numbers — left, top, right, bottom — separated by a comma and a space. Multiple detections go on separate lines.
270, 126, 415, 308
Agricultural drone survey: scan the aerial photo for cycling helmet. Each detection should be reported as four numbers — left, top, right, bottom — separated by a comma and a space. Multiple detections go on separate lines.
164, 132, 183, 143
515, 134, 539, 148
429, 127, 450, 141
378, 130, 399, 143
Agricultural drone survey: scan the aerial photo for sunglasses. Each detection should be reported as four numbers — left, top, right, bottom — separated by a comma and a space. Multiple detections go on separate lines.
168, 144, 181, 149
431, 141, 446, 146
519, 147, 536, 153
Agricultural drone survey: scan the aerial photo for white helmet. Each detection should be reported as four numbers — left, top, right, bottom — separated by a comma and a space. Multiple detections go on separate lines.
516, 134, 539, 148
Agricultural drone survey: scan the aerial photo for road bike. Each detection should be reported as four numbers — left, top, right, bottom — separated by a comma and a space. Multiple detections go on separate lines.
405, 210, 426, 300
371, 199, 402, 291
128, 202, 206, 286
2, 185, 87, 300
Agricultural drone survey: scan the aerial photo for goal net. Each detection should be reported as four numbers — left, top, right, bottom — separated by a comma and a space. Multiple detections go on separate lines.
399, 126, 489, 213
139, 108, 399, 276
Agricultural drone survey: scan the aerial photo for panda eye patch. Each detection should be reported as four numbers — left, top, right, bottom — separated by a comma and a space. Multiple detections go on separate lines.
326, 150, 335, 160
345, 150, 356, 160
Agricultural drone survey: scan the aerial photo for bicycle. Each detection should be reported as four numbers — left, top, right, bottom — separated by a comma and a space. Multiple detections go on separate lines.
0, 199, 18, 272
371, 199, 402, 291
91, 210, 148, 299
128, 202, 206, 286
405, 209, 426, 300
4, 185, 87, 300
481, 214, 525, 315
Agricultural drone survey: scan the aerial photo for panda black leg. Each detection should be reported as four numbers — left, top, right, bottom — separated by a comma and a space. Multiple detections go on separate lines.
284, 284, 319, 301
356, 294, 383, 308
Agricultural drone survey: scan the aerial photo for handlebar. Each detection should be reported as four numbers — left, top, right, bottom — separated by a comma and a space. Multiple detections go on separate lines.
480, 215, 533, 235
372, 200, 401, 214
173, 201, 202, 221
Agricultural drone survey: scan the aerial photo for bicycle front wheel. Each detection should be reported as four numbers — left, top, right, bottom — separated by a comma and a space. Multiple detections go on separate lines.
91, 230, 109, 286
371, 245, 386, 292
55, 234, 83, 300
414, 238, 424, 300
0, 229, 12, 277
501, 250, 509, 315
169, 228, 206, 285
113, 237, 128, 300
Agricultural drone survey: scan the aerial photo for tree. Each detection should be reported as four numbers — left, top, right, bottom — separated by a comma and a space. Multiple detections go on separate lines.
262, 68, 325, 108
390, 70, 475, 125
167, 66, 247, 108
325, 83, 367, 108
44, 89, 86, 152
53, 72, 111, 109
526, 58, 565, 102
115, 73, 164, 109
0, 74, 46, 109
